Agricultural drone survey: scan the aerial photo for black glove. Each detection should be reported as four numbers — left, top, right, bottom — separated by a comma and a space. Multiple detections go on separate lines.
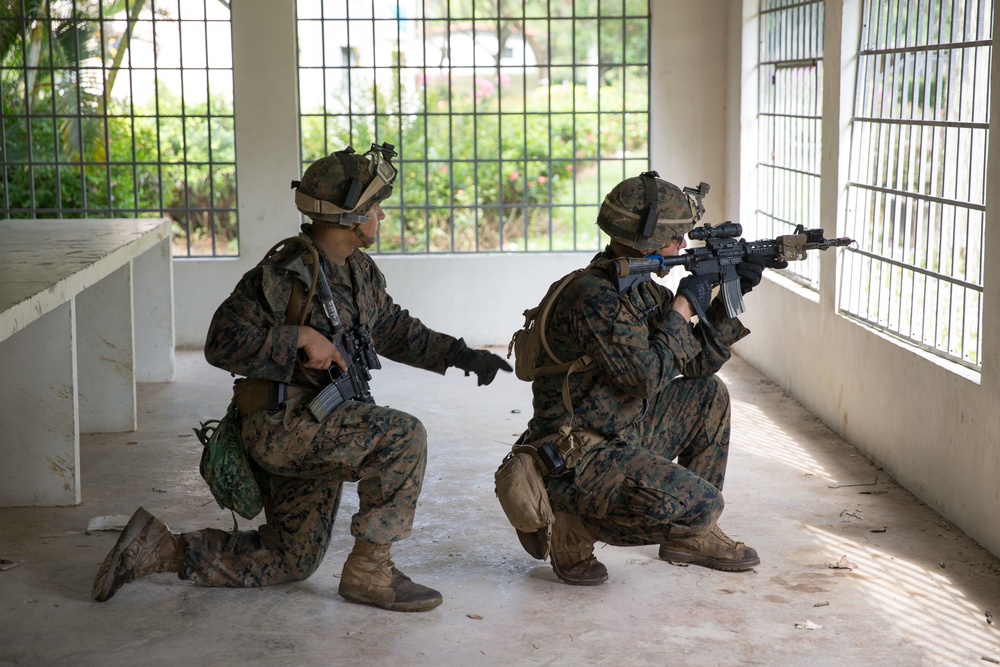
736, 254, 790, 295
446, 338, 513, 386
634, 280, 665, 319
736, 255, 765, 295
676, 273, 715, 317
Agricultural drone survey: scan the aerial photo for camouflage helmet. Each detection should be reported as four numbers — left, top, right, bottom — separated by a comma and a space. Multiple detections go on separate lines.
292, 143, 397, 226
597, 171, 707, 253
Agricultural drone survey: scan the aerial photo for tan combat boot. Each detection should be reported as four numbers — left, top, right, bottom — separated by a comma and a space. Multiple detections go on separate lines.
550, 511, 608, 586
92, 507, 184, 601
658, 523, 760, 571
338, 540, 443, 612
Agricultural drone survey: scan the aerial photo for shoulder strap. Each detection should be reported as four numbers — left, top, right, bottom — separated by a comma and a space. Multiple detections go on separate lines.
532, 266, 607, 424
258, 235, 328, 387
533, 269, 590, 373
262, 234, 322, 328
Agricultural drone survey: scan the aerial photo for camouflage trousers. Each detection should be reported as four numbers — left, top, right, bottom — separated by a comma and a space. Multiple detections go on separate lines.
546, 374, 730, 547
180, 396, 427, 587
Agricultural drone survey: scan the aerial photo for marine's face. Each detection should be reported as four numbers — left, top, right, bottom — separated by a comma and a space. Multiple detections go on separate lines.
653, 234, 687, 257
359, 201, 384, 241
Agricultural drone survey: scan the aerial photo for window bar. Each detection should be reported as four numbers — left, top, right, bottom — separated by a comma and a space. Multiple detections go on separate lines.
521, 3, 530, 252
393, 0, 402, 254
177, 3, 196, 254
546, 3, 555, 251
933, 23, 949, 353
492, 9, 507, 253
961, 39, 981, 360
345, 12, 354, 160
97, 0, 113, 218
571, 8, 579, 249
126, 0, 140, 219
203, 0, 219, 255
55, 5, 70, 216
494, 14, 504, 253
543, 4, 553, 251
894, 14, 909, 339
923, 39, 939, 349
421, 11, 431, 254
150, 2, 174, 252
460, 12, 468, 251
871, 2, 888, 325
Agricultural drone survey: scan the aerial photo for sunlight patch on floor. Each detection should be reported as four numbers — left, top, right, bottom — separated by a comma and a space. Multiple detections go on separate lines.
732, 398, 836, 484
802, 523, 999, 664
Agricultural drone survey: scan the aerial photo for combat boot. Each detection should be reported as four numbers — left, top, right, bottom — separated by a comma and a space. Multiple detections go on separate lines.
658, 523, 760, 571
92, 507, 184, 601
549, 511, 607, 586
338, 539, 443, 612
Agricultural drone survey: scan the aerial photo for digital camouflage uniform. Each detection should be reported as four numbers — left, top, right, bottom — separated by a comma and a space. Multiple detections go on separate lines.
520, 248, 749, 547
182, 226, 457, 587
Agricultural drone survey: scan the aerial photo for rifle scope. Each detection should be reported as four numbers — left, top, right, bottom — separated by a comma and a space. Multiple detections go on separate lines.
688, 222, 742, 241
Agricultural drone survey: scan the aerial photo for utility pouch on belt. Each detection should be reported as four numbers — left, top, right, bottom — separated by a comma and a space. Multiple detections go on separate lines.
232, 378, 316, 413
494, 445, 554, 560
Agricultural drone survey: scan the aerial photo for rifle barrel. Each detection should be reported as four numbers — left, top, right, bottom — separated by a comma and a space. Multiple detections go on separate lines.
808, 237, 854, 249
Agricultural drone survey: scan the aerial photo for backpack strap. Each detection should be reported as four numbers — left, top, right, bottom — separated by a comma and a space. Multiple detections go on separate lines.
529, 269, 592, 376
260, 234, 326, 386
530, 267, 604, 424
261, 233, 321, 328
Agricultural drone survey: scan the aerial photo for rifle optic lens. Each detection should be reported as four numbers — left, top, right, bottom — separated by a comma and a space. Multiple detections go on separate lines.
689, 222, 743, 241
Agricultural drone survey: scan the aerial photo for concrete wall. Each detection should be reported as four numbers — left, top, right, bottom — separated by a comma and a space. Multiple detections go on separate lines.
169, 1, 1000, 557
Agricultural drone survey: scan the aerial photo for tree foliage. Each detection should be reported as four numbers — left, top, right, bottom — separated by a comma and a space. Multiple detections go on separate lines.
1, 0, 237, 255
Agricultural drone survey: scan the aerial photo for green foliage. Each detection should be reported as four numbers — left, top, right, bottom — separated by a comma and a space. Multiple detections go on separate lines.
297, 0, 649, 252
302, 69, 648, 252
1, 0, 238, 257
5, 0, 647, 256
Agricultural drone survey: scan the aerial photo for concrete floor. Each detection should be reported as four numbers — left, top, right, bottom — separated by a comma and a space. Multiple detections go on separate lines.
2, 349, 999, 666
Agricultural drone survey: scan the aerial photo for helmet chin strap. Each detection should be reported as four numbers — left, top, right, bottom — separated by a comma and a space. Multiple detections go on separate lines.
353, 224, 376, 248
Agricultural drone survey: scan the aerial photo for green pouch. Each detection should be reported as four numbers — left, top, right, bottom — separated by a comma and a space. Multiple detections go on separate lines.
194, 400, 267, 522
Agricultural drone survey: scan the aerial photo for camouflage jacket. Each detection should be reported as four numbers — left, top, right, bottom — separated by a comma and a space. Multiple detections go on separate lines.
204, 227, 457, 385
523, 247, 750, 448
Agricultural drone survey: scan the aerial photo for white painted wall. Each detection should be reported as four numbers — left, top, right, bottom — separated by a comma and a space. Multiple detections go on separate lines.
650, 0, 732, 207
170, 0, 1000, 557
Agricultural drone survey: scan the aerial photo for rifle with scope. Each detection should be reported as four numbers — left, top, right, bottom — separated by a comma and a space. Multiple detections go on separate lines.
608, 222, 854, 319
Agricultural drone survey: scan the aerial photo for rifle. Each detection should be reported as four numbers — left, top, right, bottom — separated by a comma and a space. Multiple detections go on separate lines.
608, 222, 854, 319
286, 253, 382, 421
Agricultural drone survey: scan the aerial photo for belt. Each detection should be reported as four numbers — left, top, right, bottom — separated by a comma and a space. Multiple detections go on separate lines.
232, 378, 317, 413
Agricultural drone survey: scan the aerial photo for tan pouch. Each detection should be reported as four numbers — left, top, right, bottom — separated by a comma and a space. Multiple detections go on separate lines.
232, 378, 272, 414
494, 446, 554, 536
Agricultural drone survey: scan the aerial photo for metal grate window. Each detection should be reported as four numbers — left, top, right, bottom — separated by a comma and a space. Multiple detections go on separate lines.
756, 0, 825, 289
0, 0, 238, 257
296, 0, 650, 253
842, 0, 992, 369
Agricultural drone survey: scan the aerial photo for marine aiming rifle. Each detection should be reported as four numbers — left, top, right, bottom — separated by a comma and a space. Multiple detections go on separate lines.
287, 253, 381, 421
608, 222, 854, 319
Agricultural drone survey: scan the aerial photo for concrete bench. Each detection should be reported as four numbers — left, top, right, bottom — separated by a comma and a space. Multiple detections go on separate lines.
0, 218, 175, 506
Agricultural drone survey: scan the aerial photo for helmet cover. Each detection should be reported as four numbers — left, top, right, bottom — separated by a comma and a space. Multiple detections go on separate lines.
597, 172, 705, 253
293, 144, 396, 226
